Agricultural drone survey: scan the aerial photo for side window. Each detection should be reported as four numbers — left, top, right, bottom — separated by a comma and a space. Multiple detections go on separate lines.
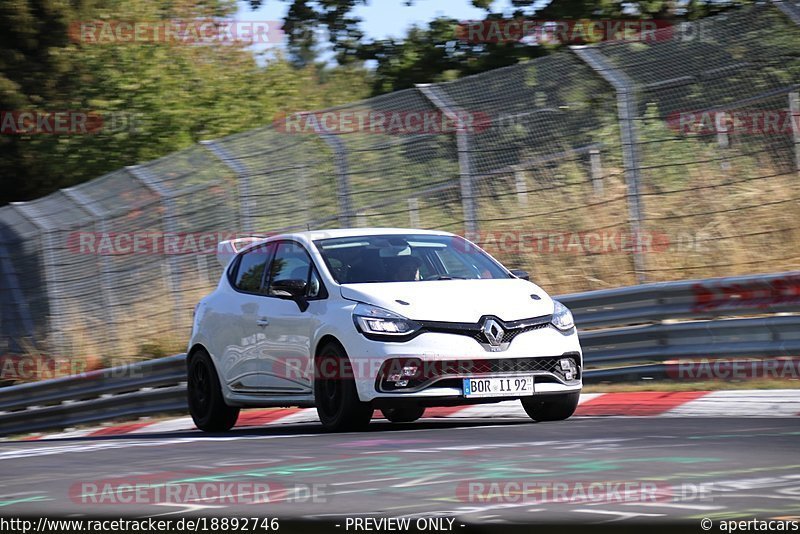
233, 244, 272, 293
267, 242, 324, 298
308, 268, 322, 298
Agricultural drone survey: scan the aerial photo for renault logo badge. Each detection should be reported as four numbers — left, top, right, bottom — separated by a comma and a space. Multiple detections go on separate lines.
482, 318, 504, 347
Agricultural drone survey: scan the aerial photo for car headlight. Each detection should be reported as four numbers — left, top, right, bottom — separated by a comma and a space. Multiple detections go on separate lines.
551, 300, 575, 331
353, 303, 420, 338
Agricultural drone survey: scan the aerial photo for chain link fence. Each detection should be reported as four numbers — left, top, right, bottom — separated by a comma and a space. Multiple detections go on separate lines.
1, 2, 799, 360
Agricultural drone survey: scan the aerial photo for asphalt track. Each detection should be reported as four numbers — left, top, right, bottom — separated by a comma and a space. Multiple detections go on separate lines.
0, 416, 799, 526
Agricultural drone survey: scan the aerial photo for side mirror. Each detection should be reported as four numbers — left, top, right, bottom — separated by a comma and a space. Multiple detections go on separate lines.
271, 279, 309, 311
510, 269, 530, 281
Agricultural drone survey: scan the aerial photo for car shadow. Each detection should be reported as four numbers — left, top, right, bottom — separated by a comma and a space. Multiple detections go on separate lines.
23, 417, 534, 443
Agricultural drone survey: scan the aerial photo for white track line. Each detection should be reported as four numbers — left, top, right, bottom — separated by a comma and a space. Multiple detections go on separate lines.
665, 390, 800, 417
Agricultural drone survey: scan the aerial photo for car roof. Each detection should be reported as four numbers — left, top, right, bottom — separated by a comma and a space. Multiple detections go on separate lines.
260, 228, 457, 246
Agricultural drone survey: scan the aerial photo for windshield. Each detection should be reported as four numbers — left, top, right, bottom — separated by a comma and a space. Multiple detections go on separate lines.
313, 234, 512, 284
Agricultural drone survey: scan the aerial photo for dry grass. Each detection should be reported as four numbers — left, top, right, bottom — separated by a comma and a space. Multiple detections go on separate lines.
474, 143, 800, 294
52, 266, 214, 367
28, 134, 800, 377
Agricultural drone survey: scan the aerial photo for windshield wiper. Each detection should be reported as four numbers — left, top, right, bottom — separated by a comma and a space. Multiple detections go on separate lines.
424, 274, 467, 280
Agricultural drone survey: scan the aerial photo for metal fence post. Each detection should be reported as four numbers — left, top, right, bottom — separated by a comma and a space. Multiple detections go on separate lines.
589, 147, 604, 196
716, 111, 730, 149
126, 166, 184, 331
572, 46, 647, 284
773, 0, 800, 25
417, 84, 479, 236
9, 203, 65, 353
0, 230, 35, 350
317, 132, 354, 228
200, 140, 256, 234
61, 188, 118, 346
790, 92, 800, 173
408, 198, 421, 227
773, 2, 800, 172
514, 169, 528, 208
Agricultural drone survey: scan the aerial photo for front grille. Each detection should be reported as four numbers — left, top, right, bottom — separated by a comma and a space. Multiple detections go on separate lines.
470, 322, 550, 344
420, 315, 552, 346
376, 353, 581, 392
447, 355, 580, 378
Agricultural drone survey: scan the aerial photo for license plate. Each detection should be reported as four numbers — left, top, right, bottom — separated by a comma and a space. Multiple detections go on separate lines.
463, 375, 534, 398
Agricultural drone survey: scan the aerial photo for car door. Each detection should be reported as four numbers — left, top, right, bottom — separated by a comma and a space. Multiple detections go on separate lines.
217, 242, 277, 393
257, 240, 326, 393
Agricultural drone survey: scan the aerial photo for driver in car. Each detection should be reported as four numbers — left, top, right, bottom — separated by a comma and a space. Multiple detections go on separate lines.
391, 255, 422, 281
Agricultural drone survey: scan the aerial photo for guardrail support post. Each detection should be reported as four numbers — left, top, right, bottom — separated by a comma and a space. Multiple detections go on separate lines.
201, 140, 256, 234
417, 84, 479, 236
572, 46, 647, 284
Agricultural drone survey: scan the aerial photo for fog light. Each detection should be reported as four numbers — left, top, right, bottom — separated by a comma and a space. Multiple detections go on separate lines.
559, 358, 577, 381
402, 365, 419, 377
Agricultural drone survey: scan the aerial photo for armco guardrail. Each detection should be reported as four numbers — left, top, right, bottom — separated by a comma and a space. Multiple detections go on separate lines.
582, 357, 800, 384
561, 271, 800, 328
581, 316, 800, 365
0, 355, 187, 436
0, 354, 185, 413
1, 271, 798, 436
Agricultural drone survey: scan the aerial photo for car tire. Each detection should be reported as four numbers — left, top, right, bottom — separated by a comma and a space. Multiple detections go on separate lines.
315, 342, 373, 432
521, 392, 580, 422
188, 349, 240, 432
381, 405, 425, 423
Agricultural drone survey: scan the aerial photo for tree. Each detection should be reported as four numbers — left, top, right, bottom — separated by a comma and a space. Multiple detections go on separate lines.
247, 0, 754, 94
0, 0, 371, 204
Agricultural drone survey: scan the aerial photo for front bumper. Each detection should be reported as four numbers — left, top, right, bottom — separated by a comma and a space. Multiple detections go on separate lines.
375, 353, 581, 392
347, 324, 583, 403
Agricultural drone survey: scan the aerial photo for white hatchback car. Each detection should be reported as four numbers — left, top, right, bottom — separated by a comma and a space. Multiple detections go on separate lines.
187, 229, 582, 432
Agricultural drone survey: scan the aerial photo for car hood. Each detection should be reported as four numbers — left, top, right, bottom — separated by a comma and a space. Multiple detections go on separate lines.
340, 278, 554, 323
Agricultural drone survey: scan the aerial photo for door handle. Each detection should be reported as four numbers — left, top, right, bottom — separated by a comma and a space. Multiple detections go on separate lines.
256, 318, 270, 327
